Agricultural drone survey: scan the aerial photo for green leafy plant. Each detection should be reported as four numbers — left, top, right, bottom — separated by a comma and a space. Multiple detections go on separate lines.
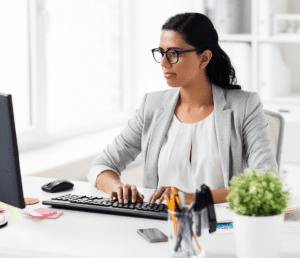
226, 167, 290, 216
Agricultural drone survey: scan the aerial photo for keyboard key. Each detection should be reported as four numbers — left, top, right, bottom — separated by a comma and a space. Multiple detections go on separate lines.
163, 206, 168, 213
135, 201, 143, 209
86, 196, 98, 200
135, 202, 143, 210
123, 203, 129, 209
118, 203, 124, 208
148, 204, 154, 210
158, 205, 165, 212
71, 195, 88, 200
112, 202, 119, 207
153, 204, 159, 211
104, 201, 113, 206
94, 200, 105, 206
74, 195, 86, 199
128, 203, 135, 209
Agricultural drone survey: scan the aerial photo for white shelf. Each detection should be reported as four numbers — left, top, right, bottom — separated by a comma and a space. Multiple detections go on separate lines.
259, 35, 300, 43
206, 0, 300, 109
219, 34, 253, 42
219, 35, 300, 43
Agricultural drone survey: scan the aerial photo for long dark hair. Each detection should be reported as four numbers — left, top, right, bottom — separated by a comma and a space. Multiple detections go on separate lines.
162, 12, 242, 90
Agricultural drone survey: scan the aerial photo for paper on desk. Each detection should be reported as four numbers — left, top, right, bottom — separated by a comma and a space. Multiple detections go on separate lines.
0, 202, 23, 220
214, 205, 233, 224
215, 202, 228, 208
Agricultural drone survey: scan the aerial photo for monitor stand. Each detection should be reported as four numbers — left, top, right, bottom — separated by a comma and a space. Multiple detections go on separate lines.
0, 213, 8, 228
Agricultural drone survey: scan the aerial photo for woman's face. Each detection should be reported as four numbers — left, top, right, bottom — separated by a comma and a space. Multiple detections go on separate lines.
158, 30, 211, 87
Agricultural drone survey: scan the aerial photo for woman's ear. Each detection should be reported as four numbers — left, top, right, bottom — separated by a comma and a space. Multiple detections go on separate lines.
200, 50, 212, 69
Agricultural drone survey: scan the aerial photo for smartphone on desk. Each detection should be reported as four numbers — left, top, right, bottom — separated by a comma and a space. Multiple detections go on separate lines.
137, 228, 168, 243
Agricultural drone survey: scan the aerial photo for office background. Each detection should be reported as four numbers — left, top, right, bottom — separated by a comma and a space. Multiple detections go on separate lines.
1, 0, 299, 196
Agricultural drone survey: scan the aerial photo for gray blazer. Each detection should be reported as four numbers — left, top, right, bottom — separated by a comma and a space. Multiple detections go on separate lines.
89, 83, 278, 189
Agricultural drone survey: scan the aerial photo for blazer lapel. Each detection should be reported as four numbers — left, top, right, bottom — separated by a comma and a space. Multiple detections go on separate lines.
145, 83, 232, 189
145, 88, 180, 189
212, 84, 232, 188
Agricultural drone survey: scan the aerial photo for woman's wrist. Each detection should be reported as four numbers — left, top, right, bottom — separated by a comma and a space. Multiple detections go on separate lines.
185, 192, 196, 205
184, 188, 231, 205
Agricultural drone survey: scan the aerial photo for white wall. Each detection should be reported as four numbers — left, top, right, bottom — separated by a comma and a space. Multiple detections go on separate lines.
133, 0, 205, 108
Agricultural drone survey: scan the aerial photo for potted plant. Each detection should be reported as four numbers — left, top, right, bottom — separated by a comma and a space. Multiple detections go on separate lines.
226, 166, 290, 258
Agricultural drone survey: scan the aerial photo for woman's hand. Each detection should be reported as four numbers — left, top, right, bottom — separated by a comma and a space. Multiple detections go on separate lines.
147, 186, 196, 206
109, 184, 144, 204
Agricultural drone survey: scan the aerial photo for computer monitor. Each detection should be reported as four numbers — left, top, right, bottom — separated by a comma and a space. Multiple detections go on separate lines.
0, 92, 26, 228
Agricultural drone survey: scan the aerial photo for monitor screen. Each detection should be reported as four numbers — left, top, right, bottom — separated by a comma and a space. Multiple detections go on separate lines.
0, 92, 25, 209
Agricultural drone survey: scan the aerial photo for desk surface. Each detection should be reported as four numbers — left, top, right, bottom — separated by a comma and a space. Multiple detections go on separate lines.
0, 176, 299, 258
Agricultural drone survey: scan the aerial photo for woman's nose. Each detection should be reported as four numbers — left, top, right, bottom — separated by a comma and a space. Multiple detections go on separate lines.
161, 54, 171, 67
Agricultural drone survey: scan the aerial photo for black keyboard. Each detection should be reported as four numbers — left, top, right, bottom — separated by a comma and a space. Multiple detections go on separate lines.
42, 194, 168, 220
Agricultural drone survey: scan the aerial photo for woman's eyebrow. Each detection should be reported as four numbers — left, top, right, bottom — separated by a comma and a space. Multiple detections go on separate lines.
159, 46, 183, 50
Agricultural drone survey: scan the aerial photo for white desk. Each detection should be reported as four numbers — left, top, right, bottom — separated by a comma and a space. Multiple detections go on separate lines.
0, 176, 300, 258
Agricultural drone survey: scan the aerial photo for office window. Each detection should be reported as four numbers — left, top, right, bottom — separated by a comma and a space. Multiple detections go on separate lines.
0, 0, 30, 130
45, 0, 122, 134
0, 0, 126, 151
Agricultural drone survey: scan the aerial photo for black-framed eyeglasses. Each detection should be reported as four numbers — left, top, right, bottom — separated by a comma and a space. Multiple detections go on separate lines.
151, 47, 202, 64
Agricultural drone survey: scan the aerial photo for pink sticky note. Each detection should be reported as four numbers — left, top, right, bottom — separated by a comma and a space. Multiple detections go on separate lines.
22, 210, 45, 218
45, 210, 63, 219
34, 208, 57, 217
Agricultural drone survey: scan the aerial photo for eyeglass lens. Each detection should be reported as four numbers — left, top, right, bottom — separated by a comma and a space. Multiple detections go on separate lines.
153, 49, 178, 64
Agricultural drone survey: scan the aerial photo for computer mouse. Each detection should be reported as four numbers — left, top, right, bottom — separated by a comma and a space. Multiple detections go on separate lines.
41, 180, 74, 193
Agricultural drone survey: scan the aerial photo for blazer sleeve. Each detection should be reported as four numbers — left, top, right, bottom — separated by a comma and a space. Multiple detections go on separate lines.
87, 93, 148, 187
242, 92, 280, 179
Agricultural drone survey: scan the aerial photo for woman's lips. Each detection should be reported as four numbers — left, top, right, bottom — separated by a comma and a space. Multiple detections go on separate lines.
164, 73, 176, 78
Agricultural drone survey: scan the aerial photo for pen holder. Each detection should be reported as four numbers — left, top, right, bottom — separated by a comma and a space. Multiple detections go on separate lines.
168, 209, 208, 258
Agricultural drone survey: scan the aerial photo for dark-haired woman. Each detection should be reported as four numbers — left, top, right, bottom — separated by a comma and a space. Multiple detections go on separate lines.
88, 12, 278, 206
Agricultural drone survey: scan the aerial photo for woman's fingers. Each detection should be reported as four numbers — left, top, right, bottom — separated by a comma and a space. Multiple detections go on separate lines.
157, 192, 168, 205
123, 184, 134, 204
111, 185, 176, 205
117, 186, 124, 203
130, 185, 138, 203
148, 187, 168, 204
109, 191, 116, 202
138, 193, 144, 202
147, 189, 157, 204
109, 187, 123, 202
109, 185, 144, 204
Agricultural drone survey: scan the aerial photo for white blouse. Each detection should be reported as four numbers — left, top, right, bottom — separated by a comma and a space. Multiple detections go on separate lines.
157, 109, 225, 193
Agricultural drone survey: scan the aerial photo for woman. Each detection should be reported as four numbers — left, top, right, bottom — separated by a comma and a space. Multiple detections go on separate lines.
87, 12, 278, 206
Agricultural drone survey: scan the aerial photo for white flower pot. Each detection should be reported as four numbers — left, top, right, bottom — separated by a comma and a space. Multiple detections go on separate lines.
233, 212, 284, 258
